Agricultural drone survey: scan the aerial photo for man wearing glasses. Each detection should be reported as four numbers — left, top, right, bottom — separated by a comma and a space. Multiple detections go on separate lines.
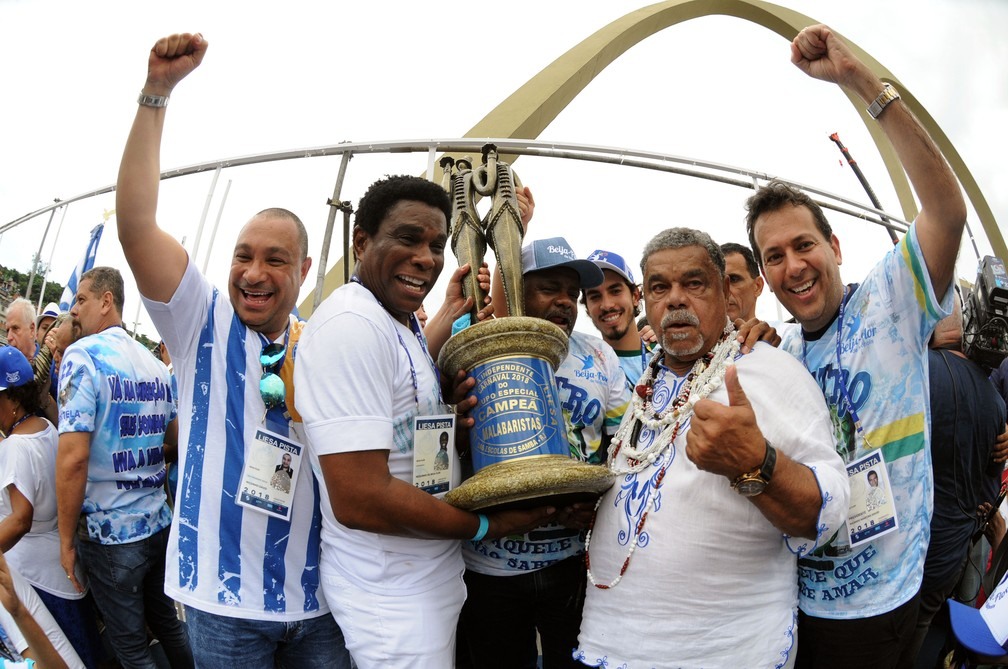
114, 32, 351, 666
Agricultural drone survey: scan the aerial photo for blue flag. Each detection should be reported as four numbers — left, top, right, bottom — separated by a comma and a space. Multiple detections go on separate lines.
59, 222, 104, 312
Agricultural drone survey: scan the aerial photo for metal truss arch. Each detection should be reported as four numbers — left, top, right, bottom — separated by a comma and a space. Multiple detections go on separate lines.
459, 0, 1003, 259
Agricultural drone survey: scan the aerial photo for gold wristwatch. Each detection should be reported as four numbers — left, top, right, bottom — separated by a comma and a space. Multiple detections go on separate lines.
867, 84, 900, 119
731, 441, 777, 497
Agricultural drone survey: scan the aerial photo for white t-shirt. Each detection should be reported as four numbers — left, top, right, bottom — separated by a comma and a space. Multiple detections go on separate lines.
0, 424, 86, 598
295, 282, 463, 596
143, 259, 329, 621
575, 343, 848, 669
0, 563, 84, 668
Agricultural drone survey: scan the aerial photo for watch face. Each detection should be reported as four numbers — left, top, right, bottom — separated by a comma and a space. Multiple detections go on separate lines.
736, 478, 767, 497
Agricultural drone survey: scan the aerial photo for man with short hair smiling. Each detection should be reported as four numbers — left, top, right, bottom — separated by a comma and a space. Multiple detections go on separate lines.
582, 249, 652, 389
575, 227, 847, 668
4, 298, 59, 422
720, 242, 764, 323
295, 175, 552, 668
114, 31, 351, 666
746, 23, 968, 668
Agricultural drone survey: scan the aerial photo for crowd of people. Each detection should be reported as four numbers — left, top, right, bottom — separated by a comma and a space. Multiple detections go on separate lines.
0, 20, 1005, 669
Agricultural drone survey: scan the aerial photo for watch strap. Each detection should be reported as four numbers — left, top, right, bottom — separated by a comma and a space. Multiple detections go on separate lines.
759, 441, 777, 484
731, 440, 776, 494
867, 84, 900, 119
138, 92, 170, 108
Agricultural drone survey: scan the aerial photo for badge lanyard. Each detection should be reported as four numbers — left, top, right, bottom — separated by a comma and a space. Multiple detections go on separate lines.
802, 285, 872, 449
639, 340, 649, 374
257, 325, 292, 427
350, 276, 444, 412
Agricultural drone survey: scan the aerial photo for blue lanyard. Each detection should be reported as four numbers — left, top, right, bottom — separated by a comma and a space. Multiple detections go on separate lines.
803, 285, 868, 443
256, 325, 291, 364
639, 340, 649, 373
257, 323, 292, 428
350, 276, 443, 411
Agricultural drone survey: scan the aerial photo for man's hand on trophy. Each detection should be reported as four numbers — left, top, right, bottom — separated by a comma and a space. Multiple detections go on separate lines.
473, 262, 495, 322
517, 186, 535, 230
446, 369, 478, 426
444, 368, 478, 455
554, 502, 596, 530
486, 505, 558, 539
444, 262, 495, 322
423, 262, 494, 360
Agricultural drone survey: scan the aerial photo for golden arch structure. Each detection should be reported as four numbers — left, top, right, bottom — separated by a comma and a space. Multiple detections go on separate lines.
305, 0, 1003, 312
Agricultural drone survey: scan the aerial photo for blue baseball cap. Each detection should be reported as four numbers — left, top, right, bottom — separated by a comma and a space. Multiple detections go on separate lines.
0, 347, 33, 391
587, 249, 636, 285
949, 570, 1008, 656
521, 237, 603, 289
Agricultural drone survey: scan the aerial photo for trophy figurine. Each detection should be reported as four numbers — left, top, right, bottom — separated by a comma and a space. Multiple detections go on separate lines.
437, 144, 613, 511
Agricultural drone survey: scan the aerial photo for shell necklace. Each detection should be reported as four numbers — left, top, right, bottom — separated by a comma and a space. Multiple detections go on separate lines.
610, 321, 739, 475
585, 321, 738, 589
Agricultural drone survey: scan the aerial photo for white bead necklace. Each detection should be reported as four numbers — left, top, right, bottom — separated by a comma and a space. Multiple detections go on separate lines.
609, 323, 739, 475
585, 323, 739, 590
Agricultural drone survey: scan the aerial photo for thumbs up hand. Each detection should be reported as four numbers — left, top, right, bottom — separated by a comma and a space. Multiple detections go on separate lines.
685, 365, 767, 480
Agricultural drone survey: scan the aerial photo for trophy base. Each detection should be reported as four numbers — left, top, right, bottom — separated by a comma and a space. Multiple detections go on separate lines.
444, 455, 614, 512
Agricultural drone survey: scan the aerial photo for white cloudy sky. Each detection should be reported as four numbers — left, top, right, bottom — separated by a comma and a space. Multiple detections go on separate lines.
1, 0, 1005, 338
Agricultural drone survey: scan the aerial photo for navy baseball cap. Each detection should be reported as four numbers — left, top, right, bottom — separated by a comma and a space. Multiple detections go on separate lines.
587, 249, 636, 285
0, 347, 33, 391
521, 237, 603, 289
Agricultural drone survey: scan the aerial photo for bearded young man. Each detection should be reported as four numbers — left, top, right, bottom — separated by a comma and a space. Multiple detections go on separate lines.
582, 249, 653, 389
575, 227, 847, 669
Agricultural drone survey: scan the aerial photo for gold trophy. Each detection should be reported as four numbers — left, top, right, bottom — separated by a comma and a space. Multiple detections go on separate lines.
438, 144, 613, 511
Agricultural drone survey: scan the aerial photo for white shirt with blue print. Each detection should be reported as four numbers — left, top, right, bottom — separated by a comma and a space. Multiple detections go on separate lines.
782, 224, 950, 620
58, 326, 175, 545
464, 331, 631, 577
575, 343, 847, 669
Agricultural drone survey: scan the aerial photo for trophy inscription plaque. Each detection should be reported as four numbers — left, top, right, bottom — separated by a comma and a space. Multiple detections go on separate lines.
438, 144, 614, 511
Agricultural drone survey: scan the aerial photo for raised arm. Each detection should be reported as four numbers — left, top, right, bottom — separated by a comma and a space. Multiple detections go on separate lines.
791, 24, 966, 296
116, 32, 208, 303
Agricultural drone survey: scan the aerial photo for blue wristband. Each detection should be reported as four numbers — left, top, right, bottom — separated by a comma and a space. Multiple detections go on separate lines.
471, 513, 489, 541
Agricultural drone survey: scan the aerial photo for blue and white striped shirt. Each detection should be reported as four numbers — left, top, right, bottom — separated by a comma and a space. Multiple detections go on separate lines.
144, 260, 327, 621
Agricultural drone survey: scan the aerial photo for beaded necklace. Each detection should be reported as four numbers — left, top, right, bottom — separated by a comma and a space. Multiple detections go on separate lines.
585, 322, 739, 589
611, 321, 739, 474
3, 412, 31, 438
